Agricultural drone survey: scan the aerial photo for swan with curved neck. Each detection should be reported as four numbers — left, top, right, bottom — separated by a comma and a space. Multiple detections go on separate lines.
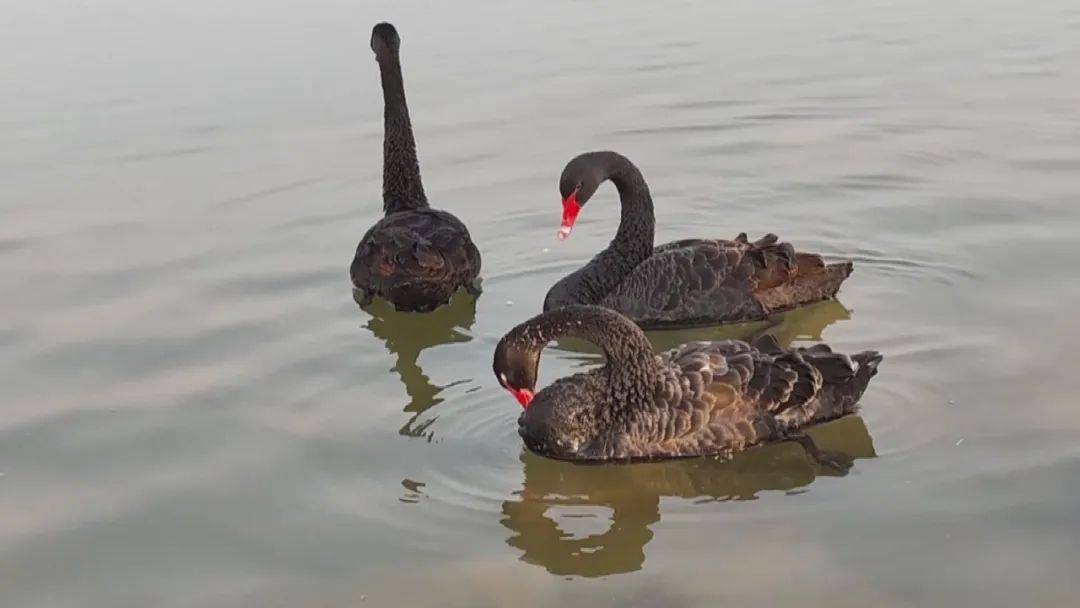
494, 305, 882, 462
545, 151, 853, 329
351, 23, 481, 312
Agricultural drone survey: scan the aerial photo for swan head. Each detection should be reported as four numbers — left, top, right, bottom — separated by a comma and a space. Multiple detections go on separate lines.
493, 339, 540, 408
557, 151, 633, 240
557, 154, 609, 240
371, 22, 401, 60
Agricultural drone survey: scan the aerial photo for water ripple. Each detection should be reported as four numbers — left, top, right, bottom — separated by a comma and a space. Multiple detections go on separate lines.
109, 146, 215, 164
847, 251, 981, 283
214, 178, 324, 209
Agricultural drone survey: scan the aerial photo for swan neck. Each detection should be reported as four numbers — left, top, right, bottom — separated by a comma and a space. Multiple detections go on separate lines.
517, 307, 659, 408
605, 156, 655, 261
378, 55, 428, 213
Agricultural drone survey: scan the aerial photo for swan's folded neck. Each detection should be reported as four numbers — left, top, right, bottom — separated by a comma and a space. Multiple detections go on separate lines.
378, 54, 429, 214
604, 155, 656, 264
571, 154, 657, 303
512, 306, 660, 413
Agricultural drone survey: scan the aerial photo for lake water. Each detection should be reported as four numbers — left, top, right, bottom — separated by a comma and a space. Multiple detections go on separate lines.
3, 0, 1080, 606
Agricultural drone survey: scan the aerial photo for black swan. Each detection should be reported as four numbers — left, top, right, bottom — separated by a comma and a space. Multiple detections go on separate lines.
544, 151, 852, 328
493, 305, 881, 462
351, 23, 481, 312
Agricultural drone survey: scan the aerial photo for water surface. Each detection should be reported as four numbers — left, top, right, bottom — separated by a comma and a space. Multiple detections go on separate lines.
3, 0, 1080, 606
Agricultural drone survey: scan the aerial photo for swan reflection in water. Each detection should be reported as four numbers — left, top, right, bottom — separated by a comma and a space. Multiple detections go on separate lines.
549, 298, 850, 359
501, 415, 876, 578
358, 289, 477, 438
648, 297, 851, 350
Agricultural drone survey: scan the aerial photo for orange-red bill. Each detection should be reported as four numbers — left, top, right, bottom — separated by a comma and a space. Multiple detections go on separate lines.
558, 191, 582, 241
509, 387, 534, 408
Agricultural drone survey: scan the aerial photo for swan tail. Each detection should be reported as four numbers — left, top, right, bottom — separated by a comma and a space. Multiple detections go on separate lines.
800, 345, 883, 421
753, 257, 853, 312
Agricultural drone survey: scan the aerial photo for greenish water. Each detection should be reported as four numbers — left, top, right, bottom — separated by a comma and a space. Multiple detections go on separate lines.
3, 1, 1080, 606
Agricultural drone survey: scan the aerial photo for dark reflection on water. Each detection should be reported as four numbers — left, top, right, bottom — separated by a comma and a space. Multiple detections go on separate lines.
550, 298, 850, 358
501, 416, 876, 577
647, 298, 851, 351
358, 289, 478, 439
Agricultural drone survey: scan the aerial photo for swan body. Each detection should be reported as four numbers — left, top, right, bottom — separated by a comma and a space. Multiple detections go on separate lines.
494, 306, 881, 462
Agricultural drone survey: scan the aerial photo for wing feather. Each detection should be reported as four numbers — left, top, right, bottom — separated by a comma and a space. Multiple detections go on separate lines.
600, 236, 799, 327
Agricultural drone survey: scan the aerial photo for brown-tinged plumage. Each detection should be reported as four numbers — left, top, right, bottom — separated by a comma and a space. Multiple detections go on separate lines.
544, 151, 851, 328
493, 305, 881, 462
351, 23, 481, 312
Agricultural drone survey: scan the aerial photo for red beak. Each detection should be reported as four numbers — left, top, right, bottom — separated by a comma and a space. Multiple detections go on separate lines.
510, 388, 535, 409
558, 190, 582, 241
